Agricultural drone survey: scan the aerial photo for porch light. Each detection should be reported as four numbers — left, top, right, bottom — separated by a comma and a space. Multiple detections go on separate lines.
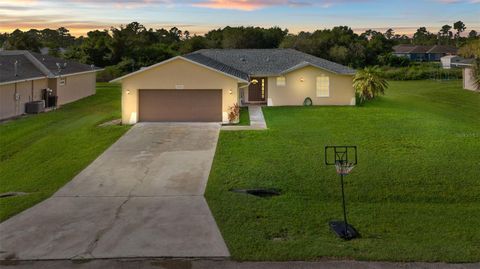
229, 89, 233, 94
251, 79, 258, 84
126, 90, 131, 95
300, 77, 305, 82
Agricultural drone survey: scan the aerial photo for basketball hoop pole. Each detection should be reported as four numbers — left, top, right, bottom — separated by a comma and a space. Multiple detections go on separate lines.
340, 171, 349, 238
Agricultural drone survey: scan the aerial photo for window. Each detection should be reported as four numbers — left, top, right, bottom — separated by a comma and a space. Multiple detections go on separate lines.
316, 76, 329, 97
276, 76, 286, 87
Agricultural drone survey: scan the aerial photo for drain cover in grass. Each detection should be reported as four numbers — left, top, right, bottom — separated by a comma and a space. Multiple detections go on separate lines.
230, 188, 280, 198
0, 192, 28, 198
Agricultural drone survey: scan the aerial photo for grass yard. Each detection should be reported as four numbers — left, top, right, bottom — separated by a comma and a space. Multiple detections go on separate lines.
0, 83, 129, 221
239, 107, 250, 126
206, 80, 480, 262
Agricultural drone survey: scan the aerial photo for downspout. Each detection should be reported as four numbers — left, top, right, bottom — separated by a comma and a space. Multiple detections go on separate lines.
14, 83, 18, 116
31, 80, 34, 102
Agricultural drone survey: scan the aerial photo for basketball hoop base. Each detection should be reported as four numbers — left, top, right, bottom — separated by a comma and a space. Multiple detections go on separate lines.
329, 221, 359, 240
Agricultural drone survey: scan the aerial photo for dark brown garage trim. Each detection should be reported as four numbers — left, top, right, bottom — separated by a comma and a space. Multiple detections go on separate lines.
138, 89, 222, 122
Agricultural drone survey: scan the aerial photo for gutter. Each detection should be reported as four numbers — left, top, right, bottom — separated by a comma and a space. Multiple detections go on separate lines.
0, 69, 103, 86
0, 76, 47, 86
51, 69, 104, 78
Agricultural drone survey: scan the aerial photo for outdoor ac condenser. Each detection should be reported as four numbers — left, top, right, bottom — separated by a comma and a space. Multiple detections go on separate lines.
25, 100, 45, 114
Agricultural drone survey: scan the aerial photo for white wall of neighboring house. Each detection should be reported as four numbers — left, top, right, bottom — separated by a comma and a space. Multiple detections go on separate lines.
463, 68, 478, 91
441, 56, 460, 69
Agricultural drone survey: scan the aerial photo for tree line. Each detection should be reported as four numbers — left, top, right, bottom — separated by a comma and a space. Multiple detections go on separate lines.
1, 21, 478, 77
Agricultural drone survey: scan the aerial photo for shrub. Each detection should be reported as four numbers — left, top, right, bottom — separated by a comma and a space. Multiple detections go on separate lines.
228, 103, 240, 123
96, 65, 124, 82
378, 53, 410, 67
379, 63, 462, 80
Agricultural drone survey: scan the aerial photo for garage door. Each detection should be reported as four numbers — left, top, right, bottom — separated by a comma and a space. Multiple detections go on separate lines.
138, 90, 222, 122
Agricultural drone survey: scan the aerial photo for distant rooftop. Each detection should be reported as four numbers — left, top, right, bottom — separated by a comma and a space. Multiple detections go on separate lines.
0, 50, 101, 84
393, 44, 458, 55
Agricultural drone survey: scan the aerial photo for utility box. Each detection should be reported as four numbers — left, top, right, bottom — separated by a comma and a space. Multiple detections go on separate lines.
25, 100, 45, 114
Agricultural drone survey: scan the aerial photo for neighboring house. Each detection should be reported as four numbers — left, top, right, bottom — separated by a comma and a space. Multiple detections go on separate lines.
111, 49, 356, 124
0, 50, 102, 120
393, 44, 458, 61
452, 58, 478, 91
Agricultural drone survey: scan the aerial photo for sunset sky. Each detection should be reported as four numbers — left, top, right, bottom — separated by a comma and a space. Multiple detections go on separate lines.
1, 0, 479, 37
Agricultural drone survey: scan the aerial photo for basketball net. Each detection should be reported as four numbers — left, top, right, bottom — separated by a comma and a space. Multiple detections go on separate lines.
335, 162, 355, 175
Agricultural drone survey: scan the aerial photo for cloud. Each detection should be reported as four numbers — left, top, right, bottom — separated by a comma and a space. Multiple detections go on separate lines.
192, 0, 311, 11
0, 13, 203, 36
191, 0, 370, 10
0, 14, 112, 32
0, 0, 371, 11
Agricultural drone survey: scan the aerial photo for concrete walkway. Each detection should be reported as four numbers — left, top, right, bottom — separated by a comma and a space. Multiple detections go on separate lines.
2, 259, 479, 269
0, 123, 229, 260
222, 105, 267, 131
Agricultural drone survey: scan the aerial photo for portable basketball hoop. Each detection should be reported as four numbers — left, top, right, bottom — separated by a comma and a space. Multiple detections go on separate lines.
325, 146, 359, 240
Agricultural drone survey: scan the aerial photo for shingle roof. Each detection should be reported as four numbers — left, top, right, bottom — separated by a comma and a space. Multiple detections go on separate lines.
0, 54, 45, 83
427, 45, 458, 54
183, 53, 249, 81
393, 44, 458, 54
393, 45, 416, 54
30, 52, 101, 76
185, 49, 356, 77
451, 58, 474, 67
0, 50, 101, 84
409, 45, 432, 54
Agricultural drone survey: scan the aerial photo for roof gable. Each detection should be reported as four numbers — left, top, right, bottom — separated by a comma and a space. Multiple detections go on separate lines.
110, 56, 249, 83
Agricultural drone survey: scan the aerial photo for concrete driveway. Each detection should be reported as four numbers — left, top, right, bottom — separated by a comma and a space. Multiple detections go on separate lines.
0, 123, 229, 260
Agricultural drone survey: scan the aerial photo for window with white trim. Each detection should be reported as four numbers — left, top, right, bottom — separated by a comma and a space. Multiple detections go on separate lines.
316, 76, 329, 97
276, 76, 286, 87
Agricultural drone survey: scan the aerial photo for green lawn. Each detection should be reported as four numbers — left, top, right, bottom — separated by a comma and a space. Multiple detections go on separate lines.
239, 107, 250, 126
0, 83, 129, 221
206, 80, 480, 262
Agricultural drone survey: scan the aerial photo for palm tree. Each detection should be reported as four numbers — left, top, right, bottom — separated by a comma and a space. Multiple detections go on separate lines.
353, 67, 388, 104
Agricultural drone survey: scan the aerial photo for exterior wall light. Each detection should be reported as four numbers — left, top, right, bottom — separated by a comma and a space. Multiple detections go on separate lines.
229, 89, 233, 94
126, 90, 131, 95
300, 77, 305, 82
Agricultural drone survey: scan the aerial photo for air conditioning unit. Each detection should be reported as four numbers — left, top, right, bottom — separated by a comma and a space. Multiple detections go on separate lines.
25, 100, 45, 114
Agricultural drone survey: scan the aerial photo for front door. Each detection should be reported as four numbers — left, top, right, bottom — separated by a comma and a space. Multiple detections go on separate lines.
248, 77, 267, 102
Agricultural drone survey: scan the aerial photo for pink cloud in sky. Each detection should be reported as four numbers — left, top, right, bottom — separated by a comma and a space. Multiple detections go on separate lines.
192, 0, 308, 11
191, 0, 369, 10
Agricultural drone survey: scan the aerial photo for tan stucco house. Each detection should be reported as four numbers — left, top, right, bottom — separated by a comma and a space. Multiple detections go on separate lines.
0, 50, 101, 120
112, 49, 356, 124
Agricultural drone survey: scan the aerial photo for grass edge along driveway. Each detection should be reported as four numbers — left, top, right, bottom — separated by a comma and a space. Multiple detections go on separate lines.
0, 83, 130, 221
206, 80, 480, 263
